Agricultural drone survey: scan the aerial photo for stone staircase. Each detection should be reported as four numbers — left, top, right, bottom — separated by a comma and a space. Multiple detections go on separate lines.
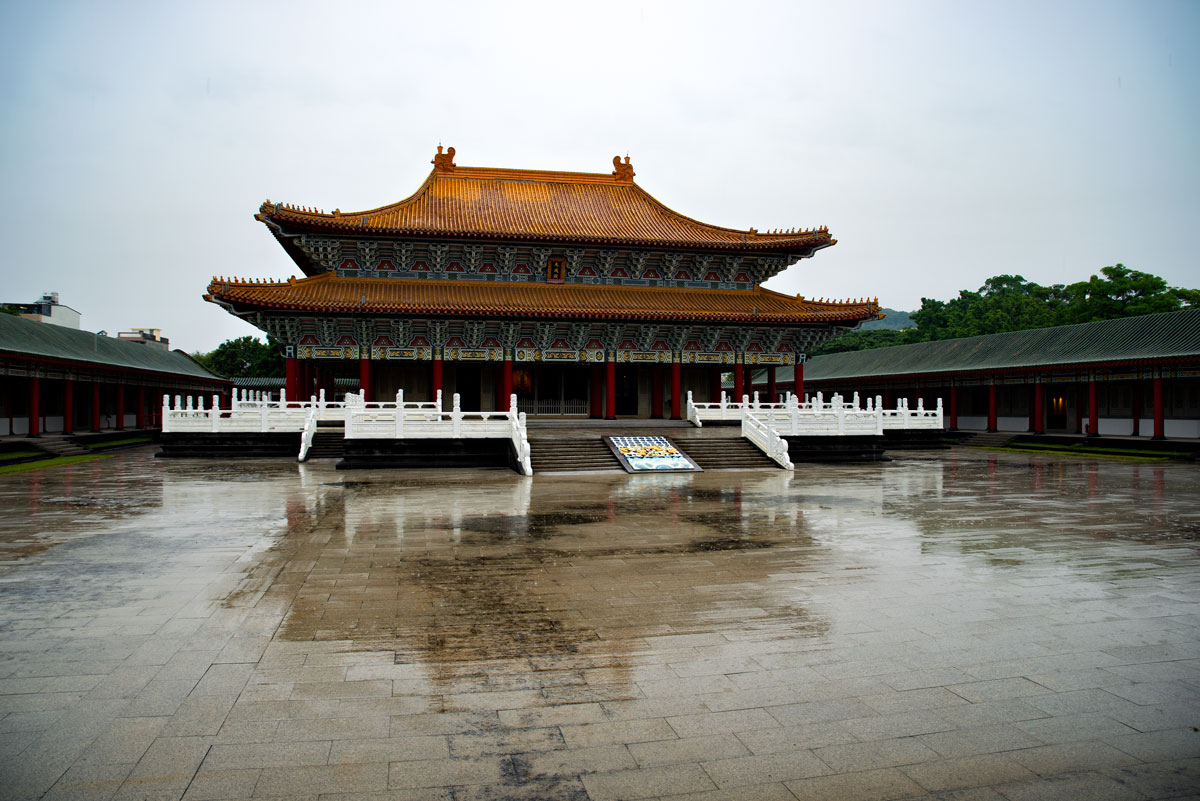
957, 431, 1015, 448
529, 438, 621, 472
671, 436, 780, 470
33, 436, 90, 457
307, 422, 346, 459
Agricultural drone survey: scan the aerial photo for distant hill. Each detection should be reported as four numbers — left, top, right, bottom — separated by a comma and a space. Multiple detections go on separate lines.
860, 308, 913, 330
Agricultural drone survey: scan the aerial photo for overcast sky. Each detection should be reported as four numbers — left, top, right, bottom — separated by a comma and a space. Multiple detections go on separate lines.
2, 0, 1197, 352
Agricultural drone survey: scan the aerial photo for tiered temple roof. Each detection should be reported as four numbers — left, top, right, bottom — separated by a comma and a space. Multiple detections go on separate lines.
256, 147, 834, 253
206, 273, 881, 325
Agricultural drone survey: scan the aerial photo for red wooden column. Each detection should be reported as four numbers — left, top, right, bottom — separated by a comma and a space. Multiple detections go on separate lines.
115, 385, 125, 430
733, 363, 744, 401
767, 366, 777, 403
670, 361, 682, 420
501, 357, 514, 412
948, 385, 958, 430
794, 362, 805, 401
28, 377, 40, 437
431, 357, 443, 405
1087, 379, 1100, 437
63, 378, 74, 434
1152, 376, 1165, 439
136, 386, 146, 429
359, 358, 372, 401
1033, 381, 1045, 434
605, 358, 616, 419
986, 384, 998, 432
1131, 383, 1141, 436
650, 366, 663, 419
91, 381, 102, 431
285, 358, 298, 402
589, 364, 603, 418
743, 364, 754, 399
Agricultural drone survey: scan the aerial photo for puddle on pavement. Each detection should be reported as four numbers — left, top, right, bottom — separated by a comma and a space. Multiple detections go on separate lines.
3, 449, 1198, 693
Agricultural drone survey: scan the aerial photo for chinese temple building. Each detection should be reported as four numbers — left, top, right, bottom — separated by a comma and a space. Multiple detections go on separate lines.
206, 148, 880, 418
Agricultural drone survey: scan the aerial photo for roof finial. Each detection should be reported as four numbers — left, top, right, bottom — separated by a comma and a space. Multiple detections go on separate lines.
612, 154, 634, 183
432, 145, 456, 173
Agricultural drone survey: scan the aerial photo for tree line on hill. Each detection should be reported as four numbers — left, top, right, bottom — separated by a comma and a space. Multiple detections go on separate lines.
812, 264, 1200, 356
188, 264, 1198, 377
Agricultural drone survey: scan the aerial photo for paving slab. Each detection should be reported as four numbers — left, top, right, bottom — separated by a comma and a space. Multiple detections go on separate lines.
1, 449, 1199, 800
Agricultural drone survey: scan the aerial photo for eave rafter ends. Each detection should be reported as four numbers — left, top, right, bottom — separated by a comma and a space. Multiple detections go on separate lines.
205, 273, 881, 326
255, 146, 834, 253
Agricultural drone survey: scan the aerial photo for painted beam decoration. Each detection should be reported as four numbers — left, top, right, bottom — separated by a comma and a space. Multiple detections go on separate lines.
605, 436, 702, 473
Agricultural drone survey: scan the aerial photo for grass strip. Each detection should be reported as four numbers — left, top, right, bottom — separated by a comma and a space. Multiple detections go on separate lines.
973, 445, 1170, 462
87, 437, 154, 450
0, 450, 48, 462
0, 453, 115, 475
1011, 442, 1188, 458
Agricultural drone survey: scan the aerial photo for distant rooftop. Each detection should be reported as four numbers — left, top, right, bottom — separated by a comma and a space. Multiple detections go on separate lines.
0, 312, 221, 380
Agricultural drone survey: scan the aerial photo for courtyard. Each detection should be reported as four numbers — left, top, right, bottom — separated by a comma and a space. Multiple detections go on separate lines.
1, 449, 1198, 800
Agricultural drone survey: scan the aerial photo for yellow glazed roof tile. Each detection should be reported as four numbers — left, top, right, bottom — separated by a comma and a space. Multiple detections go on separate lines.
206, 273, 881, 325
257, 148, 835, 252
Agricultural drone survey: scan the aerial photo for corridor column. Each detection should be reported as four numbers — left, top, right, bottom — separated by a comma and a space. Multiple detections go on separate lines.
733, 362, 744, 401
359, 358, 372, 401
767, 366, 777, 404
605, 357, 616, 419
63, 378, 74, 434
1033, 381, 1044, 434
431, 356, 443, 407
1087, 379, 1099, 437
986, 384, 998, 432
794, 362, 805, 401
28, 376, 40, 437
91, 381, 101, 431
670, 360, 681, 420
1131, 383, 1141, 436
285, 357, 298, 402
948, 385, 958, 431
589, 364, 603, 419
1152, 376, 1165, 439
501, 357, 514, 412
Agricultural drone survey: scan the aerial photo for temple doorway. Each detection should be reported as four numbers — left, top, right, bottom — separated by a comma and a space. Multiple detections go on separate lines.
616, 367, 639, 416
514, 366, 590, 416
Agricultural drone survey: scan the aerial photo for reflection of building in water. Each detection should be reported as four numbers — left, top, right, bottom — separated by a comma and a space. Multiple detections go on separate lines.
273, 472, 829, 691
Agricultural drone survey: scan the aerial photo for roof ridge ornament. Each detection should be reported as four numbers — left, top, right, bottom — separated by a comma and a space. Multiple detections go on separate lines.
612, 155, 634, 183
432, 145, 456, 173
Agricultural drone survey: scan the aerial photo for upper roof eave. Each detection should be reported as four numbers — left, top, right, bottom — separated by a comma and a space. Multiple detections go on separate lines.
255, 151, 834, 253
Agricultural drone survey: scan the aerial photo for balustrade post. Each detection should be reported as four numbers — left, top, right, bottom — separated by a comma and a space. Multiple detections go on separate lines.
452, 393, 462, 437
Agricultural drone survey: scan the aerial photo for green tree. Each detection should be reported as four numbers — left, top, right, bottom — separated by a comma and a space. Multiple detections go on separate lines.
194, 336, 284, 378
816, 265, 1197, 356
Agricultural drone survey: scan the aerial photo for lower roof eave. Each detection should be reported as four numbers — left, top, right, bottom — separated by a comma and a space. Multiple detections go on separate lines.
804, 354, 1200, 384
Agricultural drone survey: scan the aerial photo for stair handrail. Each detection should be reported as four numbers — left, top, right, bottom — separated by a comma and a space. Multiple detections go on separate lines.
298, 408, 318, 462
686, 391, 702, 428
742, 410, 794, 470
508, 393, 533, 476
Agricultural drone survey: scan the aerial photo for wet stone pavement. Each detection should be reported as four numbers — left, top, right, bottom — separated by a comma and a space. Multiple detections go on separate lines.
1, 450, 1199, 801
